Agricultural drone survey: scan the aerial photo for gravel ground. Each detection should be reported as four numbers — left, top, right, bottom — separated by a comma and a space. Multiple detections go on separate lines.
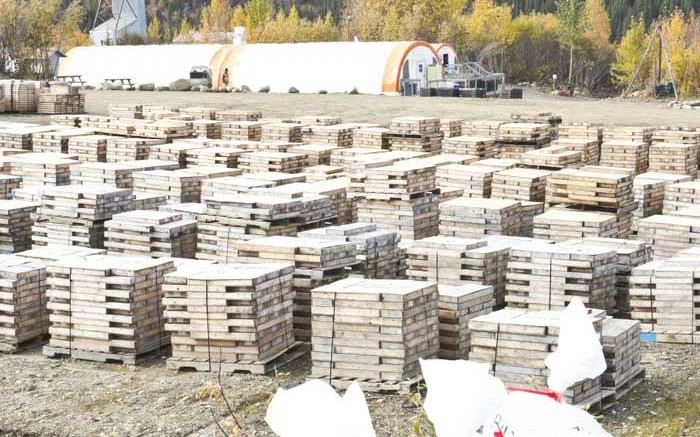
1, 343, 697, 437
3, 89, 698, 127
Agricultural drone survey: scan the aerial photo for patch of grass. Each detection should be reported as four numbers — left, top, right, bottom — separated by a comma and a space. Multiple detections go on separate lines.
625, 392, 700, 437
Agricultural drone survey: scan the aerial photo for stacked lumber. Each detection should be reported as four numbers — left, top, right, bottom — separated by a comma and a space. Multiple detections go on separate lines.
299, 223, 400, 279
0, 126, 58, 150
71, 162, 143, 189
303, 125, 354, 147
437, 186, 464, 204
330, 147, 385, 171
132, 170, 204, 204
601, 318, 644, 396
443, 136, 497, 158
37, 92, 85, 115
43, 255, 175, 363
505, 242, 618, 312
469, 308, 607, 405
491, 168, 551, 202
239, 152, 306, 174
33, 129, 93, 154
438, 283, 495, 359
388, 116, 443, 154
357, 161, 439, 240
652, 127, 700, 145
603, 126, 654, 144
0, 175, 22, 199
519, 201, 545, 238
558, 122, 603, 143
546, 166, 635, 238
600, 140, 649, 174
353, 127, 390, 149
236, 236, 355, 341
105, 210, 197, 258
192, 120, 223, 139
496, 123, 552, 160
8, 153, 78, 187
121, 159, 179, 172
302, 165, 345, 182
202, 194, 302, 258
261, 122, 303, 142
405, 236, 511, 306
471, 158, 521, 171
310, 278, 439, 389
49, 115, 82, 128
141, 106, 180, 121
636, 214, 700, 258
647, 142, 698, 176
632, 172, 691, 230
32, 185, 134, 248
15, 245, 104, 262
180, 107, 218, 120
436, 164, 499, 198
564, 238, 652, 318
629, 257, 700, 343
440, 119, 463, 138
67, 134, 111, 163
551, 138, 600, 165
215, 109, 262, 122
250, 184, 334, 231
287, 144, 338, 166
185, 147, 247, 168
221, 121, 263, 141
80, 115, 136, 136
662, 180, 700, 213
133, 193, 168, 211
533, 209, 620, 242
462, 120, 503, 136
149, 142, 206, 168
10, 82, 38, 113
404, 154, 478, 168
105, 137, 162, 162
0, 255, 47, 352
439, 198, 521, 238
133, 120, 193, 141
0, 201, 37, 253
511, 111, 561, 128
163, 262, 299, 373
109, 104, 142, 119
520, 145, 582, 169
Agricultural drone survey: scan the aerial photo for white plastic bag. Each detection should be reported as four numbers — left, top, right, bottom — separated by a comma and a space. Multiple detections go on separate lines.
265, 379, 376, 437
545, 298, 607, 393
420, 359, 507, 437
482, 391, 611, 437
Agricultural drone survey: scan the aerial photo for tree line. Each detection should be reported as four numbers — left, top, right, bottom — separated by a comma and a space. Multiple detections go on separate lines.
1, 0, 699, 98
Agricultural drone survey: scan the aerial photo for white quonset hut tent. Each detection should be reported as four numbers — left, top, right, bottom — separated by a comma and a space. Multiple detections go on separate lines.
58, 44, 224, 87
432, 44, 459, 66
59, 40, 442, 94
209, 41, 439, 95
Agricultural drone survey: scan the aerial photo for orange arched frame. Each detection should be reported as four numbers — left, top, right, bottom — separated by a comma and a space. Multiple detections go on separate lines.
381, 41, 439, 94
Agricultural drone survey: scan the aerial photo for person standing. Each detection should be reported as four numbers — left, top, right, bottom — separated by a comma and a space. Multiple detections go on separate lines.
222, 68, 230, 92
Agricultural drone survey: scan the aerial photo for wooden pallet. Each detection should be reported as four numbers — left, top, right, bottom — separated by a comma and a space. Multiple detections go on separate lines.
43, 344, 166, 365
166, 342, 308, 375
308, 374, 424, 394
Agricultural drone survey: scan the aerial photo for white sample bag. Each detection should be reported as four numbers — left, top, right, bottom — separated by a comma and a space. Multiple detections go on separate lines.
420, 359, 507, 437
265, 379, 376, 437
545, 297, 607, 393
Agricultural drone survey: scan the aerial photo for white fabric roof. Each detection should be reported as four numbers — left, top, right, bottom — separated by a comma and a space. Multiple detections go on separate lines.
58, 44, 224, 87
212, 41, 433, 94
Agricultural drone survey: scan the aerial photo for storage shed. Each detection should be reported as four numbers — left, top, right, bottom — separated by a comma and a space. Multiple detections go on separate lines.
432, 44, 459, 66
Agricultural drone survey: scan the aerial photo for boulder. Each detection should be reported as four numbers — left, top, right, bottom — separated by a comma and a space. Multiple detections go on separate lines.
240, 85, 251, 93
258, 85, 271, 93
349, 87, 359, 95
169, 79, 191, 92
319, 90, 328, 94
138, 83, 155, 91
288, 87, 299, 94
157, 86, 170, 92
